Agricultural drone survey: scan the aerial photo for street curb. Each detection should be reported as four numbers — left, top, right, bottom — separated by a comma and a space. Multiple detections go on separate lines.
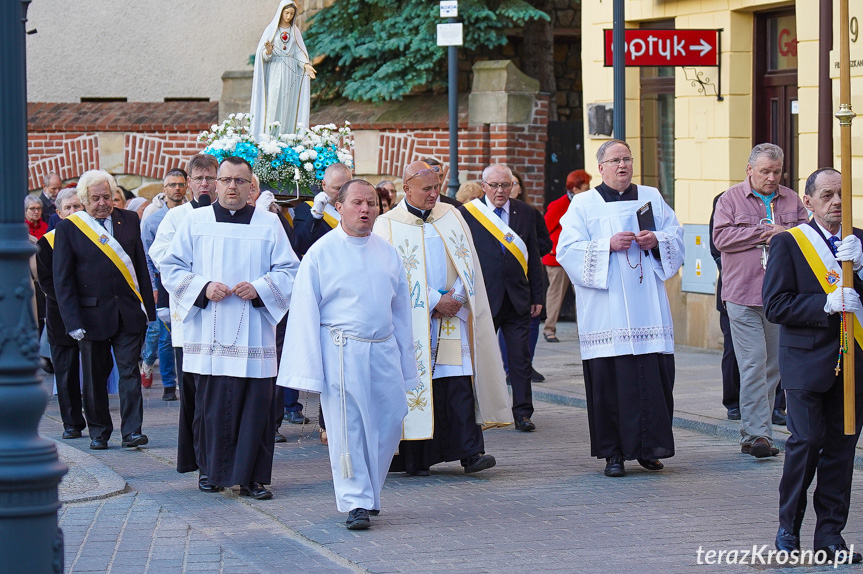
54, 439, 129, 503
533, 389, 863, 471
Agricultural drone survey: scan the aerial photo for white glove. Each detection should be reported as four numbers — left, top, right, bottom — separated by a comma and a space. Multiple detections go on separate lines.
69, 329, 85, 341
825, 287, 862, 314
310, 191, 329, 219
836, 235, 863, 271
156, 307, 171, 324
256, 190, 276, 212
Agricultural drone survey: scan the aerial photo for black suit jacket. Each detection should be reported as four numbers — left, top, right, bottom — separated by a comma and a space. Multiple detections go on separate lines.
292, 201, 333, 256
459, 197, 543, 316
40, 192, 56, 223
763, 220, 863, 393
36, 234, 76, 347
53, 208, 156, 340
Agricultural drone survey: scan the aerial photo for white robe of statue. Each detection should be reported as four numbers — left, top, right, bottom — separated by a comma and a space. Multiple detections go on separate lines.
160, 206, 300, 378
276, 224, 418, 513
555, 185, 684, 360
250, 0, 311, 138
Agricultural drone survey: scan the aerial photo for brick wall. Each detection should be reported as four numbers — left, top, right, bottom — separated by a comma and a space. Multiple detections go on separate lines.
371, 95, 549, 207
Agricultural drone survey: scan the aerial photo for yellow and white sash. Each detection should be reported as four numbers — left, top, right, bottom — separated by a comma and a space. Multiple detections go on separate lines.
43, 230, 55, 249
787, 224, 863, 349
390, 221, 434, 439
67, 211, 146, 313
463, 198, 528, 276
304, 200, 340, 229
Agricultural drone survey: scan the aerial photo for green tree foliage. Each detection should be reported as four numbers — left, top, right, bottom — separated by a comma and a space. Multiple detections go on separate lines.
305, 0, 549, 103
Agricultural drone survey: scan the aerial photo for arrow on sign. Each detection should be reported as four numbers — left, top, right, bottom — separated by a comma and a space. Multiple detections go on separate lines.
689, 39, 713, 57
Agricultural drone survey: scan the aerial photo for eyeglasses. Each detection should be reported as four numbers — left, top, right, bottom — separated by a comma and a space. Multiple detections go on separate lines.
601, 157, 634, 166
483, 181, 513, 191
217, 177, 251, 187
26, 206, 42, 212
165, 182, 187, 189
190, 176, 217, 184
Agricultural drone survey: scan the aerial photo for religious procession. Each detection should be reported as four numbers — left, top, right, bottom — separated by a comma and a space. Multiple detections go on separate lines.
8, 0, 863, 571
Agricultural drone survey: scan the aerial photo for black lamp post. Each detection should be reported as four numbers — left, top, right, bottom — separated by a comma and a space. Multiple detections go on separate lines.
0, 1, 68, 572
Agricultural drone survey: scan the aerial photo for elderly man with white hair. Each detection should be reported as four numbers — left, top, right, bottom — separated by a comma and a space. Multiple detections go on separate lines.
53, 169, 156, 451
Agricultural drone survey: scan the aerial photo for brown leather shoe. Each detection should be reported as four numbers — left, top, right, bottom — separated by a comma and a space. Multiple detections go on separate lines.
747, 437, 779, 458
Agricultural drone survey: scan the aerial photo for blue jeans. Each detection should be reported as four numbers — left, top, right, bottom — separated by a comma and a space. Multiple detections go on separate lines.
498, 315, 540, 372
142, 320, 176, 388
142, 321, 159, 365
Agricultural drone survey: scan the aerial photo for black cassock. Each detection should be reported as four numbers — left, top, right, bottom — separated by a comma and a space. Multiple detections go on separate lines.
190, 203, 278, 487
582, 183, 675, 461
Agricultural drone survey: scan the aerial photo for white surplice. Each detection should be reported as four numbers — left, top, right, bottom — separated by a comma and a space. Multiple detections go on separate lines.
276, 224, 418, 513
160, 206, 299, 378
149, 201, 195, 348
556, 185, 684, 360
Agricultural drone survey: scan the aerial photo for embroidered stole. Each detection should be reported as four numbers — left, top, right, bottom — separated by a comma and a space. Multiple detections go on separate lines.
787, 225, 863, 349
304, 201, 340, 229
463, 198, 528, 275
67, 211, 146, 313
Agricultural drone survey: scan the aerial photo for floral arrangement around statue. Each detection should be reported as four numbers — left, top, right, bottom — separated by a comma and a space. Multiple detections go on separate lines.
198, 113, 354, 195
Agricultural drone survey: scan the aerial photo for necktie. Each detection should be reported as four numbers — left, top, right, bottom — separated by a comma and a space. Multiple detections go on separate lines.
493, 207, 506, 253
96, 218, 107, 228
828, 236, 840, 256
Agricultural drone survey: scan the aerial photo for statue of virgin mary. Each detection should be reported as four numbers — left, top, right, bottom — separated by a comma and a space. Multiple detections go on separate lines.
249, 0, 315, 139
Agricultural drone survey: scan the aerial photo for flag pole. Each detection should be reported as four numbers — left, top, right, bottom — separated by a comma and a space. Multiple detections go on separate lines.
836, 0, 856, 435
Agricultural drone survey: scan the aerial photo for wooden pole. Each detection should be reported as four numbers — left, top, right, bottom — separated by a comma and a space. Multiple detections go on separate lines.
837, 0, 856, 435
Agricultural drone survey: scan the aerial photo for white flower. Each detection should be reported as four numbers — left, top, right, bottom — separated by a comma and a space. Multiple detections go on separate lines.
299, 150, 311, 161
293, 145, 305, 153
304, 162, 314, 172
307, 149, 318, 160
211, 124, 218, 131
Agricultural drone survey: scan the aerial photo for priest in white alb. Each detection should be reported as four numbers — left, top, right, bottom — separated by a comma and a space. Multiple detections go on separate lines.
277, 179, 417, 530
556, 139, 684, 478
161, 156, 299, 500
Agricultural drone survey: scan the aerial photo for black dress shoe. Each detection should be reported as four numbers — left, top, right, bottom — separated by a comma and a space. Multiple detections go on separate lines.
198, 473, 221, 493
346, 508, 370, 530
89, 438, 108, 450
284, 411, 310, 424
462, 453, 496, 474
62, 429, 82, 440
772, 408, 787, 426
775, 527, 800, 552
637, 458, 664, 471
408, 468, 430, 477
604, 455, 625, 477
531, 368, 545, 382
815, 543, 863, 564
121, 433, 149, 449
239, 482, 273, 500
369, 509, 380, 516
162, 388, 178, 401
726, 407, 741, 420
514, 416, 536, 432
42, 358, 54, 374
274, 432, 287, 443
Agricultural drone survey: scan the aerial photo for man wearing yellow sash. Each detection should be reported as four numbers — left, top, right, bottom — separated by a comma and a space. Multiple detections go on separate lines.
54, 170, 156, 451
374, 161, 510, 476
460, 163, 544, 432
36, 188, 85, 440
763, 168, 863, 563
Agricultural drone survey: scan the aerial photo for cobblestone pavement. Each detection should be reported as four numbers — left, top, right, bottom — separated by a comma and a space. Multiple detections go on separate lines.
41, 322, 863, 573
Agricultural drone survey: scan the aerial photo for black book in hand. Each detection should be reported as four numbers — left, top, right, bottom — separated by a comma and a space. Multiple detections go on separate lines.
636, 201, 658, 258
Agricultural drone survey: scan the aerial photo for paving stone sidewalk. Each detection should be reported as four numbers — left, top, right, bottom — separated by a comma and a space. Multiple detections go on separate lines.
41, 321, 863, 573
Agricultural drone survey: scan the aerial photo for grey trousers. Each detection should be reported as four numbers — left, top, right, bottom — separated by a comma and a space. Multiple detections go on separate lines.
726, 302, 779, 445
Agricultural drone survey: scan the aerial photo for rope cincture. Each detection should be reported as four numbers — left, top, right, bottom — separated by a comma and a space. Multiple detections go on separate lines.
325, 325, 393, 479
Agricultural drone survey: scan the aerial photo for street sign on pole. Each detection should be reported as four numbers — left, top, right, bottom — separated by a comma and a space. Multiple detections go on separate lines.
604, 29, 719, 67
440, 0, 458, 18
437, 22, 463, 46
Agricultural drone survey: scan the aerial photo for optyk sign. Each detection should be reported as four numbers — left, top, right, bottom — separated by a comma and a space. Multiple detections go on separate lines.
604, 29, 720, 67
